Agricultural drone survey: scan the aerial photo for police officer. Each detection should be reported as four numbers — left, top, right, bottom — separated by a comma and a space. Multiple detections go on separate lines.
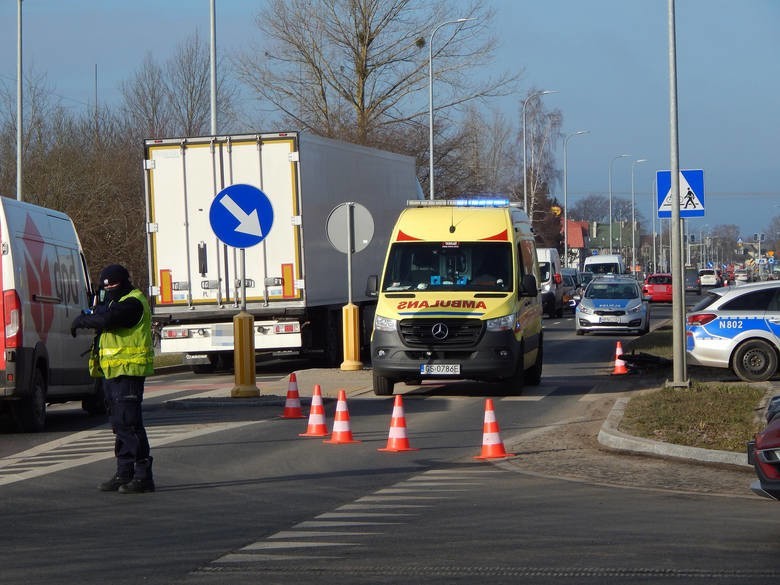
71, 264, 155, 493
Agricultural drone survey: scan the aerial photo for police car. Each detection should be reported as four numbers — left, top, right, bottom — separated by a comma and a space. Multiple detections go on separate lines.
575, 275, 649, 335
686, 281, 780, 382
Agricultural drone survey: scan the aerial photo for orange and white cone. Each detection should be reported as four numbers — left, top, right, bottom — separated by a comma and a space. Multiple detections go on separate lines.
323, 389, 361, 444
299, 384, 328, 437
474, 399, 514, 460
612, 341, 628, 375
281, 373, 305, 419
378, 395, 418, 452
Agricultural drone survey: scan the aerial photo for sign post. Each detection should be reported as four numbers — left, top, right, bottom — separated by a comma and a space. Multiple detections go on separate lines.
209, 183, 274, 397
326, 202, 374, 371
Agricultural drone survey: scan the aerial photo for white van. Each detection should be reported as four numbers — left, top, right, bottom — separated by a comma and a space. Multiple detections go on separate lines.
583, 254, 626, 276
537, 247, 563, 318
0, 197, 102, 431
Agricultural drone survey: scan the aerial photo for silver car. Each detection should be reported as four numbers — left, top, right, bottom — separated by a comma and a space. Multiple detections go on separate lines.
575, 275, 650, 335
686, 280, 780, 381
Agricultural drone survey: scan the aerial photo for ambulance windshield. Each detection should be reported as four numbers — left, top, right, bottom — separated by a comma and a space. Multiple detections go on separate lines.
382, 242, 512, 292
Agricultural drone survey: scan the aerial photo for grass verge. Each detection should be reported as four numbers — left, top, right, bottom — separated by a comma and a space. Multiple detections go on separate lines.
619, 382, 766, 452
621, 323, 768, 452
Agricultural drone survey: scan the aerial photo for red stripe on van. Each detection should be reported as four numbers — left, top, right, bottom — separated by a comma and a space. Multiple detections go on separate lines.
480, 229, 508, 241
396, 230, 421, 241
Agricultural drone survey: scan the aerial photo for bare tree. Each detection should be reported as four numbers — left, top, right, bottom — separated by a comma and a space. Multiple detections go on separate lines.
120, 53, 174, 140
121, 33, 239, 141
235, 0, 518, 153
570, 194, 609, 223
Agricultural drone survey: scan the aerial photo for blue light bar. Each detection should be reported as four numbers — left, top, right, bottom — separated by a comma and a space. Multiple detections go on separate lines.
406, 197, 511, 208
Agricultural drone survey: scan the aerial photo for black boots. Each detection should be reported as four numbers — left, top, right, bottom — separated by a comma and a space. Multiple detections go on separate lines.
100, 457, 154, 493
98, 474, 132, 492
118, 478, 155, 493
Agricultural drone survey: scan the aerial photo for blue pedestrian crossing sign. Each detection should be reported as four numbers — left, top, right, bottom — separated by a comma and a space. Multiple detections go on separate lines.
209, 184, 274, 248
656, 169, 705, 218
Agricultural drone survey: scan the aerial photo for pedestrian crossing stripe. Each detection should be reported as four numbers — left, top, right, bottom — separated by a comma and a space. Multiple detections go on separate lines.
656, 169, 705, 218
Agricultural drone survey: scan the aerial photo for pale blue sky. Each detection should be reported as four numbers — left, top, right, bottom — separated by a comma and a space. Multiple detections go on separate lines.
1, 0, 778, 240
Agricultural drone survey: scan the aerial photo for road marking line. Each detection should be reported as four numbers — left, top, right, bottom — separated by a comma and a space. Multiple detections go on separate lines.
0, 420, 261, 487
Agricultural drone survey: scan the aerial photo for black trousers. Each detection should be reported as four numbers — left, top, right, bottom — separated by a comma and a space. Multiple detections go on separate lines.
105, 375, 152, 480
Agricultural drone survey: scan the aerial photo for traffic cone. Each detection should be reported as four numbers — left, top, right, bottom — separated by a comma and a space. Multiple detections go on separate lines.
281, 373, 305, 419
378, 395, 418, 452
299, 384, 328, 437
323, 389, 361, 444
474, 399, 514, 460
612, 341, 628, 375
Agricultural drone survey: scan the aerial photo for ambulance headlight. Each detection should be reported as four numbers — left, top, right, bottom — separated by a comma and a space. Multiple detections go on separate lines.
486, 313, 516, 332
374, 315, 397, 332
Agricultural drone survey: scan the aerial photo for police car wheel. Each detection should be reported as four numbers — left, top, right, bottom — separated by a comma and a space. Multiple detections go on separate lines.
732, 339, 778, 383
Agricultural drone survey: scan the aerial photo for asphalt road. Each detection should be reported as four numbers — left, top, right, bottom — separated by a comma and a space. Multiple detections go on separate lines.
0, 305, 778, 585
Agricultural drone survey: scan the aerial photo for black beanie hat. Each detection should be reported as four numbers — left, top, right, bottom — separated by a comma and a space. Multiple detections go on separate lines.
99, 264, 130, 287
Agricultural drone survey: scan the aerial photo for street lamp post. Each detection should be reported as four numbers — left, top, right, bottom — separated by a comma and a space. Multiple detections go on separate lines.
608, 154, 631, 254
428, 17, 474, 201
522, 89, 557, 212
631, 158, 648, 274
563, 130, 589, 268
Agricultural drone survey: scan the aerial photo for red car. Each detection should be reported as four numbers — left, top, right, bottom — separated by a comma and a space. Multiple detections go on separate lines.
748, 396, 780, 500
642, 273, 673, 302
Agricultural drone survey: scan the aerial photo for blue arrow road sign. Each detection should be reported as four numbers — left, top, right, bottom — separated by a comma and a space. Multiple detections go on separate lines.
656, 169, 705, 218
209, 184, 274, 248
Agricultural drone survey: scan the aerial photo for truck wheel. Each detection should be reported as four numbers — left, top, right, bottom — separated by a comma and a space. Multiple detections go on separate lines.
373, 373, 394, 396
12, 368, 47, 433
82, 379, 107, 415
732, 339, 778, 382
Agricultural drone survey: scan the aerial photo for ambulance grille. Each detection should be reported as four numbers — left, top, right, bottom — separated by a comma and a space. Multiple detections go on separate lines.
398, 318, 483, 346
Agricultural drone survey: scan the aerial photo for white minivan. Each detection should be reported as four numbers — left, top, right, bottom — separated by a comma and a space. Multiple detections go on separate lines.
537, 247, 564, 318
583, 254, 627, 276
0, 197, 103, 431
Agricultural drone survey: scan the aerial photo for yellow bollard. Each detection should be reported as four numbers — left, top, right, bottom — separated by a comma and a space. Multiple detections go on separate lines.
231, 311, 260, 397
340, 303, 363, 371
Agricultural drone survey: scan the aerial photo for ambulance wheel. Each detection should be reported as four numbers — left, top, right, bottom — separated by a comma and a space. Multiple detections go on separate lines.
373, 373, 394, 396
502, 354, 525, 395
13, 368, 47, 433
524, 342, 543, 387
732, 339, 778, 382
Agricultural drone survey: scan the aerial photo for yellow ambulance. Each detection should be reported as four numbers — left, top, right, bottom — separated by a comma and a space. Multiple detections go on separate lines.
368, 198, 543, 395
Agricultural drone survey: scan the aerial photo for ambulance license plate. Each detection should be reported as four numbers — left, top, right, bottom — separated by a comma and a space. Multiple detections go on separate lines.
420, 364, 460, 375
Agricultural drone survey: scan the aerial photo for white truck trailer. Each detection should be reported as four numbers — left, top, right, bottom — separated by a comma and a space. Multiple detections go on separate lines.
144, 132, 421, 371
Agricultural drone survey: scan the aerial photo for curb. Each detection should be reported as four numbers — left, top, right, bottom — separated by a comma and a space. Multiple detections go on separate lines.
597, 396, 752, 469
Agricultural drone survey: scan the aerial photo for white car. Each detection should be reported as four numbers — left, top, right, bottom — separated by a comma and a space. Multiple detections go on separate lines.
575, 275, 650, 336
733, 269, 750, 285
698, 268, 720, 287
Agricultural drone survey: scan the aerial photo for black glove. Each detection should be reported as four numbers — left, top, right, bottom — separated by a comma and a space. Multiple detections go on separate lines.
71, 314, 86, 337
